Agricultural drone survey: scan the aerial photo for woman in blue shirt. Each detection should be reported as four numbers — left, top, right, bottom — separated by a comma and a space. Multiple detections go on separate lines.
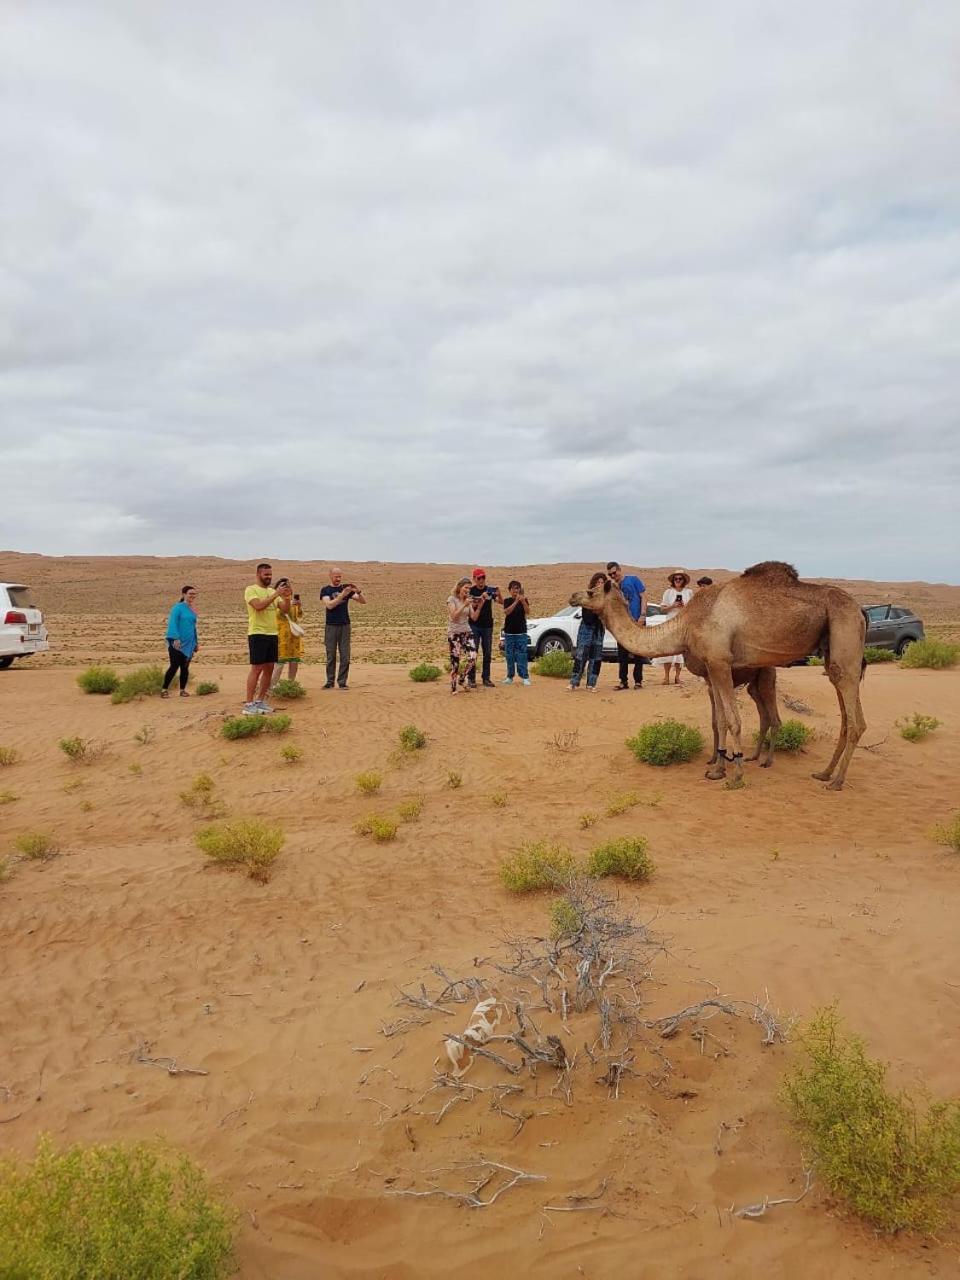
161, 586, 199, 697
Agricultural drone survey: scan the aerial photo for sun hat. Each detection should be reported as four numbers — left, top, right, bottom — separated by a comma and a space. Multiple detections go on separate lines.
669, 571, 691, 588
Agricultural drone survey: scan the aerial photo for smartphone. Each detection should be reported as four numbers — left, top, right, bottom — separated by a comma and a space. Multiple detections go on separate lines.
486, 586, 498, 598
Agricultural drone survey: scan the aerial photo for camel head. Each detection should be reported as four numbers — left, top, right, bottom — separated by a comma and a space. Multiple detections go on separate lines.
569, 574, 613, 613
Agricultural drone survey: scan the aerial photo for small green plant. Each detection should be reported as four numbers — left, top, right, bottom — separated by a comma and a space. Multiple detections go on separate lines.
532, 650, 574, 678
272, 678, 306, 699
262, 713, 291, 734
863, 646, 896, 664
80, 800, 94, 813
280, 744, 303, 764
587, 836, 654, 881
180, 773, 217, 809
605, 790, 641, 817
499, 841, 577, 893
0, 1135, 236, 1278
195, 819, 284, 882
196, 681, 219, 696
627, 719, 704, 766
765, 719, 814, 752
723, 775, 747, 790
133, 724, 155, 746
807, 654, 825, 666
0, 791, 18, 805
13, 831, 59, 861
783, 1005, 960, 1233
899, 639, 960, 669
221, 716, 264, 740
898, 713, 941, 743
354, 814, 399, 842
579, 812, 599, 829
128, 762, 143, 776
76, 665, 120, 694
0, 747, 18, 767
111, 665, 164, 704
59, 736, 90, 763
356, 770, 383, 795
0, 857, 11, 883
409, 662, 442, 682
62, 777, 84, 794
398, 724, 427, 751
549, 896, 583, 939
398, 794, 424, 822
446, 771, 463, 789
932, 812, 960, 853
490, 792, 507, 808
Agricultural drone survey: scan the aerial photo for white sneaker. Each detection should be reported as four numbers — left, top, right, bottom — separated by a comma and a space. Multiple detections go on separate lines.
501, 677, 514, 685
254, 700, 274, 714
521, 678, 531, 686
241, 702, 261, 716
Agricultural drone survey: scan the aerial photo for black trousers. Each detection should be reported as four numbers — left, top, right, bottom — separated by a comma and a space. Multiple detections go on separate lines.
470, 624, 493, 683
617, 644, 645, 686
163, 643, 191, 690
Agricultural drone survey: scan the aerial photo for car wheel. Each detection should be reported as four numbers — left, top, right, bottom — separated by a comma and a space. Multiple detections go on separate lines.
896, 636, 917, 657
0, 656, 14, 670
537, 632, 572, 657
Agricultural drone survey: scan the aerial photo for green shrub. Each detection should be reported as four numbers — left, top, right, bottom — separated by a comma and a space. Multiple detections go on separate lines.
932, 813, 960, 853
262, 713, 291, 735
180, 773, 217, 809
587, 836, 654, 881
579, 812, 599, 829
549, 896, 583, 940
76, 666, 120, 695
807, 654, 825, 666
196, 819, 284, 882
128, 762, 142, 777
0, 1135, 235, 1279
356, 770, 383, 795
783, 1005, 960, 1233
446, 771, 463, 789
196, 681, 219, 696
13, 832, 59, 861
221, 716, 264, 740
280, 744, 303, 764
0, 857, 11, 883
111, 665, 164, 704
863, 646, 896, 664
272, 678, 306, 699
0, 747, 18, 767
398, 724, 427, 751
398, 794, 424, 822
764, 719, 814, 753
58, 737, 90, 763
532, 650, 574, 678
499, 841, 577, 893
898, 713, 941, 743
409, 662, 442, 683
605, 791, 640, 817
354, 814, 399, 842
899, 639, 960, 670
0, 791, 18, 806
626, 720, 704, 766
490, 792, 507, 808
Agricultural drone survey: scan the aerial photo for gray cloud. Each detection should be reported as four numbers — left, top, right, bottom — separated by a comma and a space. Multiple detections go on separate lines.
1, 0, 958, 580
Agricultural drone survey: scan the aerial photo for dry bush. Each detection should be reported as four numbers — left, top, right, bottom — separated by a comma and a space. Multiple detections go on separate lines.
280, 744, 303, 764
356, 770, 383, 795
180, 773, 222, 815
128, 762, 143, 777
0, 791, 18, 806
195, 819, 284, 883
898, 713, 941, 743
354, 814, 399, 842
196, 681, 219, 696
58, 736, 103, 764
398, 795, 424, 822
490, 792, 507, 808
932, 813, 960, 853
133, 724, 155, 746
899, 639, 960, 669
13, 832, 60, 861
605, 791, 641, 817
0, 857, 11, 884
398, 724, 428, 751
579, 812, 599, 829
446, 771, 463, 789
586, 836, 654, 881
499, 841, 576, 893
0, 747, 19, 767
783, 1005, 960, 1233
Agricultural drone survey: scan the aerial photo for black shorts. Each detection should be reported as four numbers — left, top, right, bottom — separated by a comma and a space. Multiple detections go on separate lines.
248, 634, 279, 666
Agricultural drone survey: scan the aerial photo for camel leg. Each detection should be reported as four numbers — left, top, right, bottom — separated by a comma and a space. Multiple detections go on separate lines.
756, 668, 780, 768
820, 668, 866, 790
812, 684, 847, 782
705, 664, 743, 781
705, 677, 720, 765
744, 675, 765, 762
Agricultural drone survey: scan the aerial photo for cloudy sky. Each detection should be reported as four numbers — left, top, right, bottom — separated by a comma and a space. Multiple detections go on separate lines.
2, 1, 958, 580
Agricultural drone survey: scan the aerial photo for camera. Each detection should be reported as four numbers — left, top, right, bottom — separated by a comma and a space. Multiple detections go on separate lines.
486, 586, 498, 598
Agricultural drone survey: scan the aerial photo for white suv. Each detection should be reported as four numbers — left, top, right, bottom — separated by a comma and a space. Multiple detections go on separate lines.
506, 601, 663, 662
0, 583, 49, 668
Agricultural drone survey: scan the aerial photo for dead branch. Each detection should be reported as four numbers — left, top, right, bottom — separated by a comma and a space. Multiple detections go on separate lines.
381, 1016, 429, 1038
387, 1159, 546, 1208
133, 1040, 208, 1077
543, 1178, 610, 1212
781, 694, 813, 715
396, 984, 454, 1015
731, 1168, 814, 1219
648, 999, 738, 1039
551, 729, 581, 754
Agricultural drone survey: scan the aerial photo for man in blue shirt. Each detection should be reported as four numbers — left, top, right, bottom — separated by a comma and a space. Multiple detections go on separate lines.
606, 560, 646, 689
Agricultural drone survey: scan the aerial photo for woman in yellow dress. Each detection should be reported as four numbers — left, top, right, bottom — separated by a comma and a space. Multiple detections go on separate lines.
272, 579, 305, 687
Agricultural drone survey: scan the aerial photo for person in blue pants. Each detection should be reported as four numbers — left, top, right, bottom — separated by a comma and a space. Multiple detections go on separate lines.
569, 572, 607, 690
500, 579, 531, 685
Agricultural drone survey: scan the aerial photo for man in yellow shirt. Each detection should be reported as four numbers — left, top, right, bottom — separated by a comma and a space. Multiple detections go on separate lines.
243, 562, 288, 714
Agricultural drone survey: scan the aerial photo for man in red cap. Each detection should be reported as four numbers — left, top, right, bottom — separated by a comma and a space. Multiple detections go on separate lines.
468, 568, 500, 688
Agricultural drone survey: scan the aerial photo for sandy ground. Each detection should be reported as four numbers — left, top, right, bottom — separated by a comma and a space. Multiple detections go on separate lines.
1, 653, 959, 1278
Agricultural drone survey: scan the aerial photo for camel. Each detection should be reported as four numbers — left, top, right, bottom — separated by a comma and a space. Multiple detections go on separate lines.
571, 563, 867, 789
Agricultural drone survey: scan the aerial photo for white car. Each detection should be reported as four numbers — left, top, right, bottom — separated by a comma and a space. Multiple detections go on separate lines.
507, 601, 664, 662
0, 583, 50, 668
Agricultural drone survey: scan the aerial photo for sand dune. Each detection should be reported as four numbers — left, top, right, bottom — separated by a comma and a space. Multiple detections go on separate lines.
1, 618, 959, 1277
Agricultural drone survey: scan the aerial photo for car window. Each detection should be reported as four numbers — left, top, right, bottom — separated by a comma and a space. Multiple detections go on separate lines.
890, 608, 908, 619
7, 586, 35, 608
865, 606, 889, 622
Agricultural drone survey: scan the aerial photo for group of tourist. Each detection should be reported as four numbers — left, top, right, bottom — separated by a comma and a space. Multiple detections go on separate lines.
162, 561, 714, 706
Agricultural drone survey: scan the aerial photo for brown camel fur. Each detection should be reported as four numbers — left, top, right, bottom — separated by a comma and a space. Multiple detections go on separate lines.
571, 562, 866, 788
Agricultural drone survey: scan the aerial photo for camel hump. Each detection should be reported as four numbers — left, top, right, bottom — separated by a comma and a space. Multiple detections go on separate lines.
741, 560, 800, 583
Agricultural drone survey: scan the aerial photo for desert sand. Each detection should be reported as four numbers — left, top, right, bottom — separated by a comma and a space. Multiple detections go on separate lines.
1, 557, 959, 1278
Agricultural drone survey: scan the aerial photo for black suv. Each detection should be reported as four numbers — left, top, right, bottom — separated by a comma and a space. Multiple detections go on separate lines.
863, 604, 925, 655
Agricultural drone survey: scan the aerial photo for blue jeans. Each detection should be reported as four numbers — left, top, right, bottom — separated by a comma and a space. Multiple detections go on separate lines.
503, 633, 529, 679
571, 634, 603, 687
469, 624, 493, 683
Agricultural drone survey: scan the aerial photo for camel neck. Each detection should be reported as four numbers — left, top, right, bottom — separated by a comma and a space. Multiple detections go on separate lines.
602, 607, 686, 659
